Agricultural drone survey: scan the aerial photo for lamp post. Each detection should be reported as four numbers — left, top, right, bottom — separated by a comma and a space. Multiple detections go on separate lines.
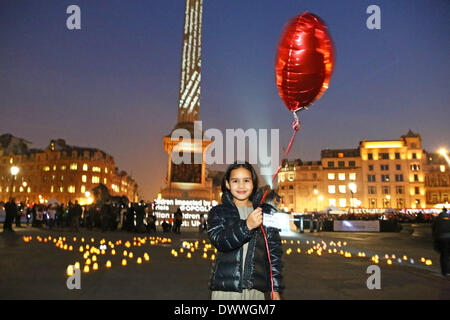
9, 166, 19, 200
348, 183, 357, 214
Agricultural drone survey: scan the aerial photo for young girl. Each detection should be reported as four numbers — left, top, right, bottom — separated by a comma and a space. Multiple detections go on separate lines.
208, 161, 283, 300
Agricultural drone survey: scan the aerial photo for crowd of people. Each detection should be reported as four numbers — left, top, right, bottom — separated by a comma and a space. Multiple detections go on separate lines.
316, 211, 439, 224
1, 198, 189, 235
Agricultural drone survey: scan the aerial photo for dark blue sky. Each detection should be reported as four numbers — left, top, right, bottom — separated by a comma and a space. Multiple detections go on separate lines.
1, 0, 449, 199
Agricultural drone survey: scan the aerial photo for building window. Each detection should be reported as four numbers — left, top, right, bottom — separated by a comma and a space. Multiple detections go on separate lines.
412, 153, 417, 159
338, 161, 345, 168
383, 198, 391, 208
289, 185, 294, 190
289, 195, 294, 204
369, 198, 377, 208
415, 187, 420, 195
395, 153, 400, 159
105, 168, 108, 174
382, 186, 390, 194
368, 165, 374, 171
396, 164, 401, 170
338, 185, 346, 193
328, 173, 335, 180
380, 153, 389, 160
312, 173, 317, 180
432, 193, 438, 203
81, 185, 86, 193
396, 186, 404, 194
368, 175, 376, 182
70, 163, 78, 170
414, 174, 419, 182
329, 199, 336, 207
381, 164, 389, 171
104, 178, 107, 184
328, 185, 336, 194
82, 175, 87, 183
349, 161, 355, 167
92, 176, 100, 183
349, 173, 356, 181
368, 153, 373, 160
328, 161, 335, 168
61, 165, 66, 171
92, 166, 101, 172
381, 175, 390, 182
43, 166, 50, 172
83, 164, 88, 171
368, 186, 376, 194
338, 173, 345, 181
440, 165, 446, 173
339, 198, 346, 208
68, 186, 76, 193
395, 174, 403, 182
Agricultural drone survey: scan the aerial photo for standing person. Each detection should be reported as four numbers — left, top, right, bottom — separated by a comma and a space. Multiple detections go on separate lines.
15, 202, 24, 227
35, 205, 44, 228
25, 206, 32, 226
3, 198, 17, 232
71, 200, 82, 232
208, 161, 283, 300
168, 215, 174, 233
432, 208, 450, 277
48, 205, 57, 229
173, 207, 183, 234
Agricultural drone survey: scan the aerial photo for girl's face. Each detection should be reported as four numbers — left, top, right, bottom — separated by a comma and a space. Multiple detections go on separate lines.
226, 167, 254, 206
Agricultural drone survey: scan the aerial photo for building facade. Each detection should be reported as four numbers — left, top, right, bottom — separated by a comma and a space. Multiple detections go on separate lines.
277, 131, 450, 212
0, 135, 138, 205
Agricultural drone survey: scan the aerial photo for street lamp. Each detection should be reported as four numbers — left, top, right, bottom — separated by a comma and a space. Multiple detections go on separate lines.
9, 166, 19, 199
318, 195, 323, 211
313, 189, 318, 211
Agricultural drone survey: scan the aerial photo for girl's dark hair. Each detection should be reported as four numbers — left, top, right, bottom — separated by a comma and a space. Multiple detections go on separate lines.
221, 161, 259, 201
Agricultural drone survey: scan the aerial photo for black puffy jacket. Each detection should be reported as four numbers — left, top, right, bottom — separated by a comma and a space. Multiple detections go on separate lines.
207, 191, 283, 293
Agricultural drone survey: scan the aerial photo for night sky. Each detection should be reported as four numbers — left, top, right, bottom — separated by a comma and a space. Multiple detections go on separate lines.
1, 0, 449, 200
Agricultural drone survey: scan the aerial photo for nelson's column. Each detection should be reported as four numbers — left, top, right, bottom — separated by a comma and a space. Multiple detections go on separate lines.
161, 0, 213, 200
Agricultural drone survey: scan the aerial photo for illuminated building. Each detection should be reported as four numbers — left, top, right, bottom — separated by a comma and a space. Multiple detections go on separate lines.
423, 152, 450, 208
0, 135, 138, 204
278, 130, 448, 212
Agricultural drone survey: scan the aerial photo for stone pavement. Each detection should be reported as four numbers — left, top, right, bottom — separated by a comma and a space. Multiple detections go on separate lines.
1, 225, 449, 300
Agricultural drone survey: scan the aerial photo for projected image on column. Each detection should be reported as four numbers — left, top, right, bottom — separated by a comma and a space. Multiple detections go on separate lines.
171, 152, 202, 183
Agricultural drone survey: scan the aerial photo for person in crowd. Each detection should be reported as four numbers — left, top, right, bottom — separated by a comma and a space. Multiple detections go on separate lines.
48, 204, 57, 229
71, 200, 82, 232
3, 198, 16, 232
432, 208, 450, 277
208, 161, 283, 300
173, 207, 183, 234
135, 201, 146, 233
25, 206, 32, 226
168, 215, 174, 232
161, 219, 170, 233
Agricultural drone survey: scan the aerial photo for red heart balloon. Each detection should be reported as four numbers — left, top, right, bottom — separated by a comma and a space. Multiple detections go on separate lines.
275, 12, 335, 112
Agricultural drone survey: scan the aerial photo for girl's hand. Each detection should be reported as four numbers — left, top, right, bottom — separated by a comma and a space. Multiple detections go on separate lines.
246, 207, 263, 230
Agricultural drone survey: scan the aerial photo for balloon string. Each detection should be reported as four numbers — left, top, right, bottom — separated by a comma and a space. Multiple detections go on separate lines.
259, 112, 301, 300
